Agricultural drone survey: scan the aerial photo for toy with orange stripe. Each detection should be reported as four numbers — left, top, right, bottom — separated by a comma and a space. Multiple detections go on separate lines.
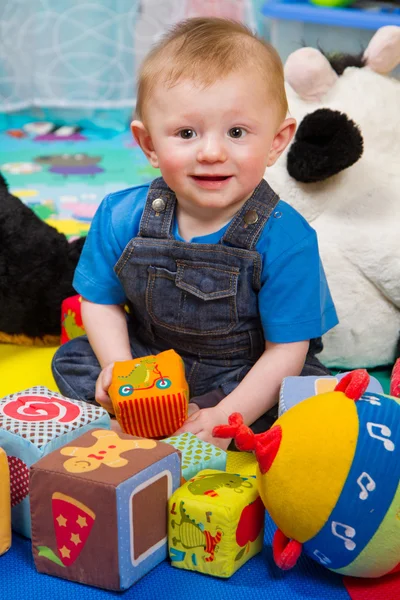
213, 368, 400, 578
108, 349, 189, 438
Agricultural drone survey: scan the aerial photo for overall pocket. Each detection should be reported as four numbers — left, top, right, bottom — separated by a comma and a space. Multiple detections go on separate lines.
146, 260, 239, 335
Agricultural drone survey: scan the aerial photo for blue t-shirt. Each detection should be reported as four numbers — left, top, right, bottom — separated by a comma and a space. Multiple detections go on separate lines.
74, 182, 338, 344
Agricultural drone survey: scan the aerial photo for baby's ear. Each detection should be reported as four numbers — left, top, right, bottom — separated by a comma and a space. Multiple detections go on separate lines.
266, 118, 296, 168
130, 120, 159, 168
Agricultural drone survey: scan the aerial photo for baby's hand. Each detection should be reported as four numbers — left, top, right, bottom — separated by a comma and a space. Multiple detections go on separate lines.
95, 363, 115, 415
174, 405, 231, 450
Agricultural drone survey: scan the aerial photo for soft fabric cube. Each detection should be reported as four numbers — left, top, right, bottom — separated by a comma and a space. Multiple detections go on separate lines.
30, 429, 181, 590
279, 373, 384, 416
0, 386, 110, 537
108, 349, 189, 438
163, 432, 227, 481
61, 294, 85, 344
0, 447, 11, 555
168, 469, 264, 577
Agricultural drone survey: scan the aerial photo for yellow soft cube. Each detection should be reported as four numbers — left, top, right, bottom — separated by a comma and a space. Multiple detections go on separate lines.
0, 447, 11, 555
108, 349, 189, 438
168, 469, 264, 577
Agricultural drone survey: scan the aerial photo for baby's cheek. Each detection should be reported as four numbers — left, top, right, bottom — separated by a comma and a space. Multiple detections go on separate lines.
240, 155, 269, 188
157, 152, 186, 181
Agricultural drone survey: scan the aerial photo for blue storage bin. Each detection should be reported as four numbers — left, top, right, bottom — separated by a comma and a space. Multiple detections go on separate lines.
262, 0, 400, 61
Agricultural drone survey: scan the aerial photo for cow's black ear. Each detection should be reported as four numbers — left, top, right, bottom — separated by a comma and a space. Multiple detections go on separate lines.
287, 108, 363, 183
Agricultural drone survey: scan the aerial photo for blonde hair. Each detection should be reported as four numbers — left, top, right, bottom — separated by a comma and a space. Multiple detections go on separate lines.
136, 17, 288, 123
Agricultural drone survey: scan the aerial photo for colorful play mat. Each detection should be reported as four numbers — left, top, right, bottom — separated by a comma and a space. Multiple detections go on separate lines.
2, 489, 399, 600
0, 117, 398, 599
0, 118, 160, 237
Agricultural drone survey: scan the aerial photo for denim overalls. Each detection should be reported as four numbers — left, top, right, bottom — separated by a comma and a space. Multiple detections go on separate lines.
52, 177, 329, 413
115, 176, 278, 398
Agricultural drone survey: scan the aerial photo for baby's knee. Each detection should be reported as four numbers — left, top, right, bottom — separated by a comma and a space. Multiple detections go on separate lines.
51, 336, 93, 375
51, 336, 100, 402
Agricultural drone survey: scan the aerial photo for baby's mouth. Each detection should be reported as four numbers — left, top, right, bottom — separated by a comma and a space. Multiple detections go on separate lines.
192, 175, 231, 181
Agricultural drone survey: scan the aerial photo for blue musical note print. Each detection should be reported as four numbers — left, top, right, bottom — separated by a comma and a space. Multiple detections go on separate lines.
304, 392, 400, 569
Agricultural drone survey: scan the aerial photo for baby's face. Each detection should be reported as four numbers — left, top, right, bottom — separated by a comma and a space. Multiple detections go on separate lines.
140, 69, 285, 219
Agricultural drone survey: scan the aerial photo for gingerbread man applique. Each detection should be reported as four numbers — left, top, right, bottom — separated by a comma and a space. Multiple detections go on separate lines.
60, 429, 156, 473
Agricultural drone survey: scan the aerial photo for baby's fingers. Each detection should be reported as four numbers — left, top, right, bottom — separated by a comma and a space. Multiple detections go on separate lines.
174, 415, 203, 436
95, 364, 115, 414
95, 385, 114, 414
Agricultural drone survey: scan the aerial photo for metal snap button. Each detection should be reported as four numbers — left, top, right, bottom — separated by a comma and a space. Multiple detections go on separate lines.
152, 198, 166, 213
244, 210, 259, 225
200, 278, 214, 293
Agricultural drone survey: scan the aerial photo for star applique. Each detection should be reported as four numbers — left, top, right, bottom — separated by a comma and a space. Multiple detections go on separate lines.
76, 515, 87, 528
59, 546, 71, 559
70, 533, 81, 546
56, 514, 67, 527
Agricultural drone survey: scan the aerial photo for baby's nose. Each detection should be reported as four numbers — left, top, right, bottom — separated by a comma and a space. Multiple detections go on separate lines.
197, 136, 227, 163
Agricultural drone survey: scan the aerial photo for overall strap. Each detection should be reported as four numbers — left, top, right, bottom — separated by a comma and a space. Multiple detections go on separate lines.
138, 177, 176, 239
222, 179, 280, 250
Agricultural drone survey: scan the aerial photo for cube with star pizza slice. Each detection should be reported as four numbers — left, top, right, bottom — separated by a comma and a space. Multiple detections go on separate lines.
30, 428, 181, 590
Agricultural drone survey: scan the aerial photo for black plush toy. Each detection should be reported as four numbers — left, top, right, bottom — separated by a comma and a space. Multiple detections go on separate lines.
0, 172, 85, 344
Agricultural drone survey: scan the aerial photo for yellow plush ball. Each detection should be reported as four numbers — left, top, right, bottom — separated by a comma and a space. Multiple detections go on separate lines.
214, 370, 400, 578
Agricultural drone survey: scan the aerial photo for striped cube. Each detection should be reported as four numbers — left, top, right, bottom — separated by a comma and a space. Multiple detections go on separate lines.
108, 350, 189, 438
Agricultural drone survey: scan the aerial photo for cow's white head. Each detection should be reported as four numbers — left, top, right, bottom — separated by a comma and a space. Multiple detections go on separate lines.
266, 26, 400, 368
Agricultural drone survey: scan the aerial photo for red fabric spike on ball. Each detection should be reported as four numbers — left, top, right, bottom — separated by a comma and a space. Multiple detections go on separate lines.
390, 358, 400, 398
213, 413, 255, 452
213, 413, 282, 474
255, 425, 282, 474
273, 529, 303, 570
334, 369, 370, 400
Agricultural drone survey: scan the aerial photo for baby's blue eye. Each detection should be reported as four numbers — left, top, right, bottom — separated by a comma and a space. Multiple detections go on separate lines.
229, 127, 246, 139
179, 129, 196, 139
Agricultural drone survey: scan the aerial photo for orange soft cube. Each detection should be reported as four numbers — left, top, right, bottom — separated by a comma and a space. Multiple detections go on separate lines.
109, 349, 189, 439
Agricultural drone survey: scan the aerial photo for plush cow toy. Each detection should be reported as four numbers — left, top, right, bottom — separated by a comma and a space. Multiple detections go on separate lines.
266, 26, 400, 369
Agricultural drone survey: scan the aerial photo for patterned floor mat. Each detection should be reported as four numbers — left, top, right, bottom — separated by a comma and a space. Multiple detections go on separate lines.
1, 119, 159, 235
